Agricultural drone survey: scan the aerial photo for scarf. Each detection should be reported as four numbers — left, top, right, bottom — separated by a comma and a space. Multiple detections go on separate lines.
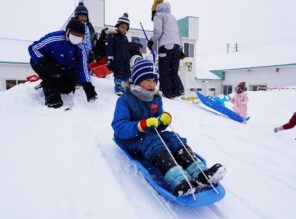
130, 85, 159, 102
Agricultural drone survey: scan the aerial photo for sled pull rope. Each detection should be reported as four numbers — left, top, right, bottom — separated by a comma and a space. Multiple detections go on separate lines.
153, 128, 196, 200
169, 125, 219, 194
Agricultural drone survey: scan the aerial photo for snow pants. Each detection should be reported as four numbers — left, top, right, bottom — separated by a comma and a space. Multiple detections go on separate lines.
30, 59, 76, 95
158, 45, 184, 98
117, 131, 187, 163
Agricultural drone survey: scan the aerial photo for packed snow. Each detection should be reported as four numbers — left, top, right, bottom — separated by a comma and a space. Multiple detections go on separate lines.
0, 78, 295, 219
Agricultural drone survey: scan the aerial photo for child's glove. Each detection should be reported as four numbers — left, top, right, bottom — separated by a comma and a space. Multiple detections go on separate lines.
159, 112, 172, 126
82, 82, 97, 102
107, 57, 114, 71
180, 49, 186, 60
274, 126, 283, 133
138, 117, 159, 132
147, 40, 154, 50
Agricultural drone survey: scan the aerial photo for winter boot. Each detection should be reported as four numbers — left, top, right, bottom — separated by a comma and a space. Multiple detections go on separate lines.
174, 147, 207, 180
114, 78, 125, 96
174, 147, 226, 189
42, 81, 63, 108
152, 150, 195, 196
195, 163, 226, 187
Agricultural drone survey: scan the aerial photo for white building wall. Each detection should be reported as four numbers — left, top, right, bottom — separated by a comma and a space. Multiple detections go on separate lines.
84, 0, 105, 28
0, 63, 34, 91
188, 17, 199, 40
223, 65, 296, 89
183, 80, 221, 97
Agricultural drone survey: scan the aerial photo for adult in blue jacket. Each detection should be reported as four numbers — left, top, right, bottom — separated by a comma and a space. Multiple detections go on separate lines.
112, 59, 226, 196
28, 19, 97, 108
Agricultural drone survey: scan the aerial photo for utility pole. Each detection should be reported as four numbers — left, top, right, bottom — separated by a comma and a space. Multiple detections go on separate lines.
235, 43, 238, 52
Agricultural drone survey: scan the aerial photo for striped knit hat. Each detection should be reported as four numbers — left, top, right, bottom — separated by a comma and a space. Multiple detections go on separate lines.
75, 2, 88, 17
131, 59, 159, 85
115, 13, 130, 30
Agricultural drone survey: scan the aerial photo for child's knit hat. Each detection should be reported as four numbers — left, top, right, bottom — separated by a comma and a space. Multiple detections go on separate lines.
131, 59, 159, 85
115, 13, 130, 30
75, 2, 89, 17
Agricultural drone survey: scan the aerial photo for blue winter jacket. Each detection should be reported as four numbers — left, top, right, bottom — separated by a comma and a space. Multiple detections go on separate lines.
28, 30, 90, 84
107, 31, 131, 79
112, 90, 163, 140
112, 89, 187, 162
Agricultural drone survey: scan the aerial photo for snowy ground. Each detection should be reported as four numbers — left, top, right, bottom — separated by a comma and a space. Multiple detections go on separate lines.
0, 78, 295, 219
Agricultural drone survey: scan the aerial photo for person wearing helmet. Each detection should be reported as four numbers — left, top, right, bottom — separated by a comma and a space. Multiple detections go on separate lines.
28, 19, 97, 108
128, 38, 143, 59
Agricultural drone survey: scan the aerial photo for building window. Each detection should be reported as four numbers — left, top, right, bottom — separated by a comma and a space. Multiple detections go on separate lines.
189, 88, 202, 91
131, 37, 147, 54
223, 85, 233, 95
249, 85, 267, 91
6, 80, 26, 90
209, 88, 216, 96
184, 43, 194, 58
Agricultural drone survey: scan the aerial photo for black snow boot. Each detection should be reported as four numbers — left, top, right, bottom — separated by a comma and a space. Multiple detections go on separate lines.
196, 163, 226, 186
152, 150, 195, 196
42, 81, 63, 108
152, 150, 176, 175
173, 179, 194, 197
174, 146, 197, 169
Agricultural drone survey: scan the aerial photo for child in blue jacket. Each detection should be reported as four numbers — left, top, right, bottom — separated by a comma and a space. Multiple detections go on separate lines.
107, 13, 131, 96
112, 59, 226, 196
28, 19, 97, 108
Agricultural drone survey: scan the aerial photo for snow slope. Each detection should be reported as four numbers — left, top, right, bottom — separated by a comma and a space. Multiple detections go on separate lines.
0, 78, 295, 219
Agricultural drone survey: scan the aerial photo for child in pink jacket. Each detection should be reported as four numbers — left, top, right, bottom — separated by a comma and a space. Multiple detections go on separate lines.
231, 82, 249, 118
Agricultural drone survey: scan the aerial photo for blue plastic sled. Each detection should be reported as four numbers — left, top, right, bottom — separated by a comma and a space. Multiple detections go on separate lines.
119, 146, 225, 207
197, 92, 250, 123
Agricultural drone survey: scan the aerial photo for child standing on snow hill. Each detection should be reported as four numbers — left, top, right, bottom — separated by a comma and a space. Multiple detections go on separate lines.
274, 112, 296, 133
128, 38, 144, 68
128, 38, 143, 59
73, 2, 96, 63
112, 59, 226, 196
230, 82, 249, 118
107, 13, 131, 96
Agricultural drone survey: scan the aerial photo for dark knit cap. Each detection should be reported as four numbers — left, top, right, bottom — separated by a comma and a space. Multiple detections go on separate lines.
75, 2, 88, 16
66, 19, 85, 35
238, 81, 246, 90
115, 13, 130, 30
131, 59, 159, 85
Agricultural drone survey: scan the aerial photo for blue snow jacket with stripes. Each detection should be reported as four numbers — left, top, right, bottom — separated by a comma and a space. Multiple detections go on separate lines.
28, 30, 90, 84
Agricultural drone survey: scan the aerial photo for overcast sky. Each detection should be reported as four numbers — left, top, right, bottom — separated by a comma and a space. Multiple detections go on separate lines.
1, 0, 296, 55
